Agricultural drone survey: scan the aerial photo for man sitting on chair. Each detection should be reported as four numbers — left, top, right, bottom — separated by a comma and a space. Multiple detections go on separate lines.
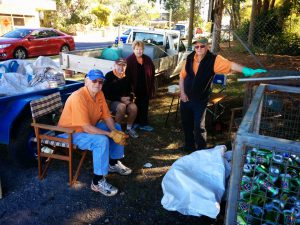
103, 59, 139, 138
58, 69, 131, 197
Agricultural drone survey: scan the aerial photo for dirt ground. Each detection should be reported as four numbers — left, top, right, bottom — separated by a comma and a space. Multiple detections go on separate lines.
0, 50, 299, 225
0, 92, 228, 225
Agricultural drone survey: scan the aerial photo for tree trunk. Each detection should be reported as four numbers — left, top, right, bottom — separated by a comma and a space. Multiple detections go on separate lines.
263, 0, 270, 14
257, 0, 262, 14
211, 0, 224, 53
227, 7, 234, 28
227, 6, 237, 29
233, 0, 241, 28
188, 0, 195, 49
233, 10, 238, 29
270, 0, 276, 9
248, 0, 257, 47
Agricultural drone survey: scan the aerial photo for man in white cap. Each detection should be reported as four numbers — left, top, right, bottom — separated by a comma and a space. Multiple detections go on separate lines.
59, 69, 132, 196
179, 37, 266, 151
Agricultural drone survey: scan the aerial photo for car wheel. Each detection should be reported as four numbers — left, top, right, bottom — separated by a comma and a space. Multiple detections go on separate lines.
61, 45, 70, 52
13, 47, 27, 59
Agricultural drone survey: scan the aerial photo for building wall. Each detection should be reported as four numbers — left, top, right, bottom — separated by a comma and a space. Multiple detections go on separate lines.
0, 0, 56, 35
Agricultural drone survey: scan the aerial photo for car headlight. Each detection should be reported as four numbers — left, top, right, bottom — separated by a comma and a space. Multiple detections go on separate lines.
0, 44, 11, 49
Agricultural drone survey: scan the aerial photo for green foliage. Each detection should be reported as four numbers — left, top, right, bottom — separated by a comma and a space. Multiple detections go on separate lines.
204, 21, 212, 33
43, 0, 92, 34
235, 2, 300, 56
235, 20, 249, 43
92, 5, 111, 27
164, 0, 189, 23
264, 33, 300, 56
194, 16, 204, 28
113, 14, 131, 26
193, 0, 204, 29
112, 0, 155, 26
285, 12, 300, 36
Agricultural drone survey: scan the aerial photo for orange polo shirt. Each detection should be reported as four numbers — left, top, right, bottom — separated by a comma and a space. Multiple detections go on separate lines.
58, 86, 111, 133
180, 54, 233, 79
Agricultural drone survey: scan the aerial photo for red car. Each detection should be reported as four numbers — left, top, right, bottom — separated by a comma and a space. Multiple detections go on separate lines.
0, 28, 75, 60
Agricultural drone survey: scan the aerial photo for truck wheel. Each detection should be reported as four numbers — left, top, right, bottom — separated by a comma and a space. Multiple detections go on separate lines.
8, 113, 37, 167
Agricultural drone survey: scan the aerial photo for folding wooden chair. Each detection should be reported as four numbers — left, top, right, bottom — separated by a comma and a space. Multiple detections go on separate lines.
30, 92, 87, 186
164, 91, 180, 127
207, 74, 227, 122
228, 107, 243, 139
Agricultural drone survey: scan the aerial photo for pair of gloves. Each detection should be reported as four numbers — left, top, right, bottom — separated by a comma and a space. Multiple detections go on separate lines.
109, 130, 129, 146
242, 67, 267, 77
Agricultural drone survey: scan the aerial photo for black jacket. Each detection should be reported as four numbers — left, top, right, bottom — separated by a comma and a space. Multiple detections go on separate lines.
184, 51, 217, 102
103, 71, 132, 101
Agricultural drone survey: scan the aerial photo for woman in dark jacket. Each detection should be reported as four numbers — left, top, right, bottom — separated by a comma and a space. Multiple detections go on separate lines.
125, 40, 155, 132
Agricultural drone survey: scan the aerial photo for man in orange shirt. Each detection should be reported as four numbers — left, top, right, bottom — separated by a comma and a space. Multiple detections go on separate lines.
58, 69, 132, 197
179, 37, 266, 151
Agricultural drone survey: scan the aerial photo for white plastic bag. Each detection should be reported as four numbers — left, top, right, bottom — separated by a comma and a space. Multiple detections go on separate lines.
30, 56, 65, 87
0, 57, 65, 96
161, 145, 227, 218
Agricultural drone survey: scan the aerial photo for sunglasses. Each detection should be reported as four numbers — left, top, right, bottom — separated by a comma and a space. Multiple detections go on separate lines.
194, 45, 206, 49
91, 79, 104, 84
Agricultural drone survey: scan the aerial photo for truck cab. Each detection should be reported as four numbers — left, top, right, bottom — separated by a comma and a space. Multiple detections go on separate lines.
60, 28, 189, 79
124, 28, 185, 60
123, 28, 187, 78
172, 23, 189, 39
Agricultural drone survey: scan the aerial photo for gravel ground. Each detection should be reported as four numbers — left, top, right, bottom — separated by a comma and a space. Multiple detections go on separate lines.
0, 76, 235, 225
0, 141, 223, 225
0, 73, 244, 225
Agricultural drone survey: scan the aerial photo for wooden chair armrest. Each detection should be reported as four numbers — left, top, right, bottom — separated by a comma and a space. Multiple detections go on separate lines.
230, 107, 243, 113
31, 123, 74, 134
210, 93, 227, 104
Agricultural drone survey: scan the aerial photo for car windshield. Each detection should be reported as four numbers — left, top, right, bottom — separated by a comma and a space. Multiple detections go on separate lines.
123, 29, 131, 35
2, 29, 32, 38
133, 32, 164, 45
174, 25, 185, 31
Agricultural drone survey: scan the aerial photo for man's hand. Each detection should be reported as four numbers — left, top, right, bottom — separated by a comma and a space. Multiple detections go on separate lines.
109, 130, 129, 146
180, 92, 189, 102
242, 67, 267, 77
121, 97, 131, 105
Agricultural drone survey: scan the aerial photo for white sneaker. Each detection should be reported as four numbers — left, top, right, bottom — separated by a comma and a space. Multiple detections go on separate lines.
126, 128, 139, 138
91, 177, 118, 196
109, 161, 132, 175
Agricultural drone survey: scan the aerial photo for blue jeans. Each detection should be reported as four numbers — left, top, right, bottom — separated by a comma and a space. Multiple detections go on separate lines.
180, 100, 207, 150
59, 122, 124, 176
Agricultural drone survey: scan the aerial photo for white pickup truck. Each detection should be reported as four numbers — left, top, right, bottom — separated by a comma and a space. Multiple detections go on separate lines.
60, 28, 189, 79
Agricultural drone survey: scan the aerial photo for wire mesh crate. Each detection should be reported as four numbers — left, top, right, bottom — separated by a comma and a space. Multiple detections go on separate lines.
240, 70, 300, 113
225, 84, 300, 225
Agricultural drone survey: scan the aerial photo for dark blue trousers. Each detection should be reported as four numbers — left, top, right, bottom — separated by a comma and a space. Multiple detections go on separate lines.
180, 99, 208, 150
135, 95, 149, 126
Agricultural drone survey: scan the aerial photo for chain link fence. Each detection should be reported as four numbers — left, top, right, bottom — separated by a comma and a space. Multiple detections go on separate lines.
211, 10, 300, 71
